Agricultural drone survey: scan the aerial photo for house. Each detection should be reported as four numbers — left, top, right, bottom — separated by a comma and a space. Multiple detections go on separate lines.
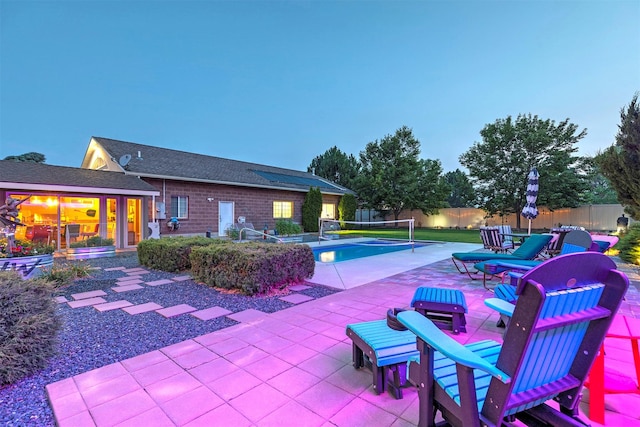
0, 160, 159, 251
81, 137, 353, 238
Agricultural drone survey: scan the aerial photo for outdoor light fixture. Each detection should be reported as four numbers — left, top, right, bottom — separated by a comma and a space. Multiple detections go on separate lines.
207, 197, 214, 202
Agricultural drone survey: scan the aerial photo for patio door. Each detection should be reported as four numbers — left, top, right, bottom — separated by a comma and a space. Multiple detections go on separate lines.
218, 202, 234, 237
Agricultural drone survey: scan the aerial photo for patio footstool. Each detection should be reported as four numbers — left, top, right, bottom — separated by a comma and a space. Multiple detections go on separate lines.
346, 319, 419, 399
410, 287, 468, 334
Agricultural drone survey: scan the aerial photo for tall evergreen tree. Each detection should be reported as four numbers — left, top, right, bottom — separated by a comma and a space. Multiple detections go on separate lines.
307, 146, 360, 190
596, 94, 640, 219
301, 187, 323, 232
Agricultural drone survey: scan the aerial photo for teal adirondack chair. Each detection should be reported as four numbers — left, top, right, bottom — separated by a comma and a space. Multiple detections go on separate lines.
399, 252, 628, 427
451, 233, 553, 287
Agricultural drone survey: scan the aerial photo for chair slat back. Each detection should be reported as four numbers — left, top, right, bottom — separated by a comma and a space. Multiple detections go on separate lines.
481, 252, 629, 423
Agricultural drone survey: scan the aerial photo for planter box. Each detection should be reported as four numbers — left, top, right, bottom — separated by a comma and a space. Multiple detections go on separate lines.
0, 254, 54, 279
66, 245, 116, 260
279, 236, 304, 243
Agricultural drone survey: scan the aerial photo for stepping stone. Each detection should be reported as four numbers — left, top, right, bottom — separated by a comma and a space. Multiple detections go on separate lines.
156, 304, 197, 318
279, 294, 314, 304
104, 267, 126, 271
172, 275, 191, 282
146, 279, 173, 287
227, 309, 268, 323
112, 284, 144, 293
68, 297, 107, 308
94, 300, 133, 312
71, 290, 107, 300
116, 279, 144, 285
123, 302, 163, 315
191, 306, 232, 321
55, 296, 68, 304
123, 268, 148, 274
289, 284, 311, 291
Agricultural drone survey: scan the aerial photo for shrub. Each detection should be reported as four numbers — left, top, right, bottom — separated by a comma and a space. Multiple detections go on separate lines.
617, 222, 640, 265
0, 271, 61, 385
137, 236, 226, 272
275, 219, 302, 236
302, 187, 322, 232
190, 242, 315, 295
69, 236, 114, 248
338, 193, 357, 229
40, 261, 93, 287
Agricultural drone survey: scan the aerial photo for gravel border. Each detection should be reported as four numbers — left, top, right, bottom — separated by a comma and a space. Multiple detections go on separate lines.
0, 253, 340, 426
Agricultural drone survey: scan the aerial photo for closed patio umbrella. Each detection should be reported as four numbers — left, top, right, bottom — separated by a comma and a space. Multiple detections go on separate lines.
521, 167, 539, 235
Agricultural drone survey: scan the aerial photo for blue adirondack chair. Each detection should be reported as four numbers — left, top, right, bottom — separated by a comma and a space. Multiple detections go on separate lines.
398, 252, 629, 427
451, 233, 553, 287
476, 230, 594, 290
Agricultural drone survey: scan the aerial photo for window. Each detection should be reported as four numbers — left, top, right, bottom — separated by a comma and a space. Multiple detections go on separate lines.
273, 201, 293, 218
321, 203, 335, 219
170, 196, 188, 219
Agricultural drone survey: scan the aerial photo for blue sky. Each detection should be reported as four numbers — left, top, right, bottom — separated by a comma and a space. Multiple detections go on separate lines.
1, 0, 638, 174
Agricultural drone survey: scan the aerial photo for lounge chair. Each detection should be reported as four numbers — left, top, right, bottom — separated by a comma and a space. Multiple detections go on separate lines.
399, 252, 629, 427
479, 227, 513, 253
451, 233, 553, 283
475, 230, 594, 289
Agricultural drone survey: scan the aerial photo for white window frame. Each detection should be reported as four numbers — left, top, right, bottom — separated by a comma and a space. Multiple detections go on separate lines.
273, 201, 293, 219
171, 196, 188, 219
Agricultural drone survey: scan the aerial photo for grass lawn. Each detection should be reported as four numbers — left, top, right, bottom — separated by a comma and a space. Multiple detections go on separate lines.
329, 227, 482, 244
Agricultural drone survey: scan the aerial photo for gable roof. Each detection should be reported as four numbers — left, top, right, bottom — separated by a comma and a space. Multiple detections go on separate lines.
0, 160, 159, 196
85, 137, 353, 195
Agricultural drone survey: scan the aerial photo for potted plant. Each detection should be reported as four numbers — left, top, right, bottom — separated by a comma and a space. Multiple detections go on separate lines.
66, 236, 115, 260
0, 237, 55, 279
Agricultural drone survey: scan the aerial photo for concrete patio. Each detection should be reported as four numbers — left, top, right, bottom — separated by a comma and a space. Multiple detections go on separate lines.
46, 242, 640, 426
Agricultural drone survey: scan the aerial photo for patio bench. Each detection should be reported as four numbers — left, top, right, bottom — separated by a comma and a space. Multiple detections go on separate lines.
346, 319, 419, 399
410, 287, 468, 334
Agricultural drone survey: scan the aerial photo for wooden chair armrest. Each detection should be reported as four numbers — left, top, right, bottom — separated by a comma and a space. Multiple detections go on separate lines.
397, 311, 510, 383
484, 298, 515, 318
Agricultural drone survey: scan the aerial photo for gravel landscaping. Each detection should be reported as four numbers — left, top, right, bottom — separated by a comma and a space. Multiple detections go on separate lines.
0, 252, 339, 426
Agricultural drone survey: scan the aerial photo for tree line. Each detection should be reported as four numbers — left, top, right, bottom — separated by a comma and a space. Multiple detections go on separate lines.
307, 93, 640, 227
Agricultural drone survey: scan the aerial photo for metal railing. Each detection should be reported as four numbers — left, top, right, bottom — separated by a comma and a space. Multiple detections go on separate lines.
237, 227, 284, 243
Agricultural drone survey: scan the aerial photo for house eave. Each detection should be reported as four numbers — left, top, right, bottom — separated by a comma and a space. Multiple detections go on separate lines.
1, 182, 160, 197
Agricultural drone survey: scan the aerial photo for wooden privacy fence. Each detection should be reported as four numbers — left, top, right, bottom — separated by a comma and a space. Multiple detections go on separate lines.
357, 204, 633, 232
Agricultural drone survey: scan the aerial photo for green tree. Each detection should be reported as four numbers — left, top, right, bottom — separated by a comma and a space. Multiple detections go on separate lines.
3, 152, 46, 163
460, 114, 589, 229
307, 146, 360, 190
443, 169, 475, 207
355, 126, 448, 221
302, 187, 322, 232
338, 193, 357, 229
579, 156, 619, 205
596, 94, 640, 219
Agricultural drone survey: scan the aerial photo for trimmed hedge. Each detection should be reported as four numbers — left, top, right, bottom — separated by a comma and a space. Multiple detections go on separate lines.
137, 236, 226, 272
190, 242, 315, 295
0, 272, 61, 385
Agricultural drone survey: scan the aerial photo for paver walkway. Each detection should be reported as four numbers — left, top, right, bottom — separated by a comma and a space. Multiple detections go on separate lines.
46, 256, 640, 426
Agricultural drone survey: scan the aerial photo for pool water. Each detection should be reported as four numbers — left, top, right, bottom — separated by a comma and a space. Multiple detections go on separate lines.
312, 241, 426, 263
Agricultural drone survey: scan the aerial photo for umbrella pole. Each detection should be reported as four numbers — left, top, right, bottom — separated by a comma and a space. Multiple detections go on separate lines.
528, 219, 532, 235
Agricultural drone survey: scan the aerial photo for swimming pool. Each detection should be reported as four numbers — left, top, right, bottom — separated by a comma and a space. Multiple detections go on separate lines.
312, 240, 427, 263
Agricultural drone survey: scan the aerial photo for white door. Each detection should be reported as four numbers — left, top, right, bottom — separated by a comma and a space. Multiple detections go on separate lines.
218, 201, 234, 237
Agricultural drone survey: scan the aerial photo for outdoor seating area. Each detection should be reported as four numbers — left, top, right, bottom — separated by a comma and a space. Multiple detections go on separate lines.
39, 244, 640, 427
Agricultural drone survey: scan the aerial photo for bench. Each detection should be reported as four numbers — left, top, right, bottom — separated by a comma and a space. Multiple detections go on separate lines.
346, 319, 419, 399
410, 287, 468, 334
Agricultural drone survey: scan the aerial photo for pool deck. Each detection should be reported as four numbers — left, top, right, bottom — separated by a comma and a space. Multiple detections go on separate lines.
46, 243, 640, 426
